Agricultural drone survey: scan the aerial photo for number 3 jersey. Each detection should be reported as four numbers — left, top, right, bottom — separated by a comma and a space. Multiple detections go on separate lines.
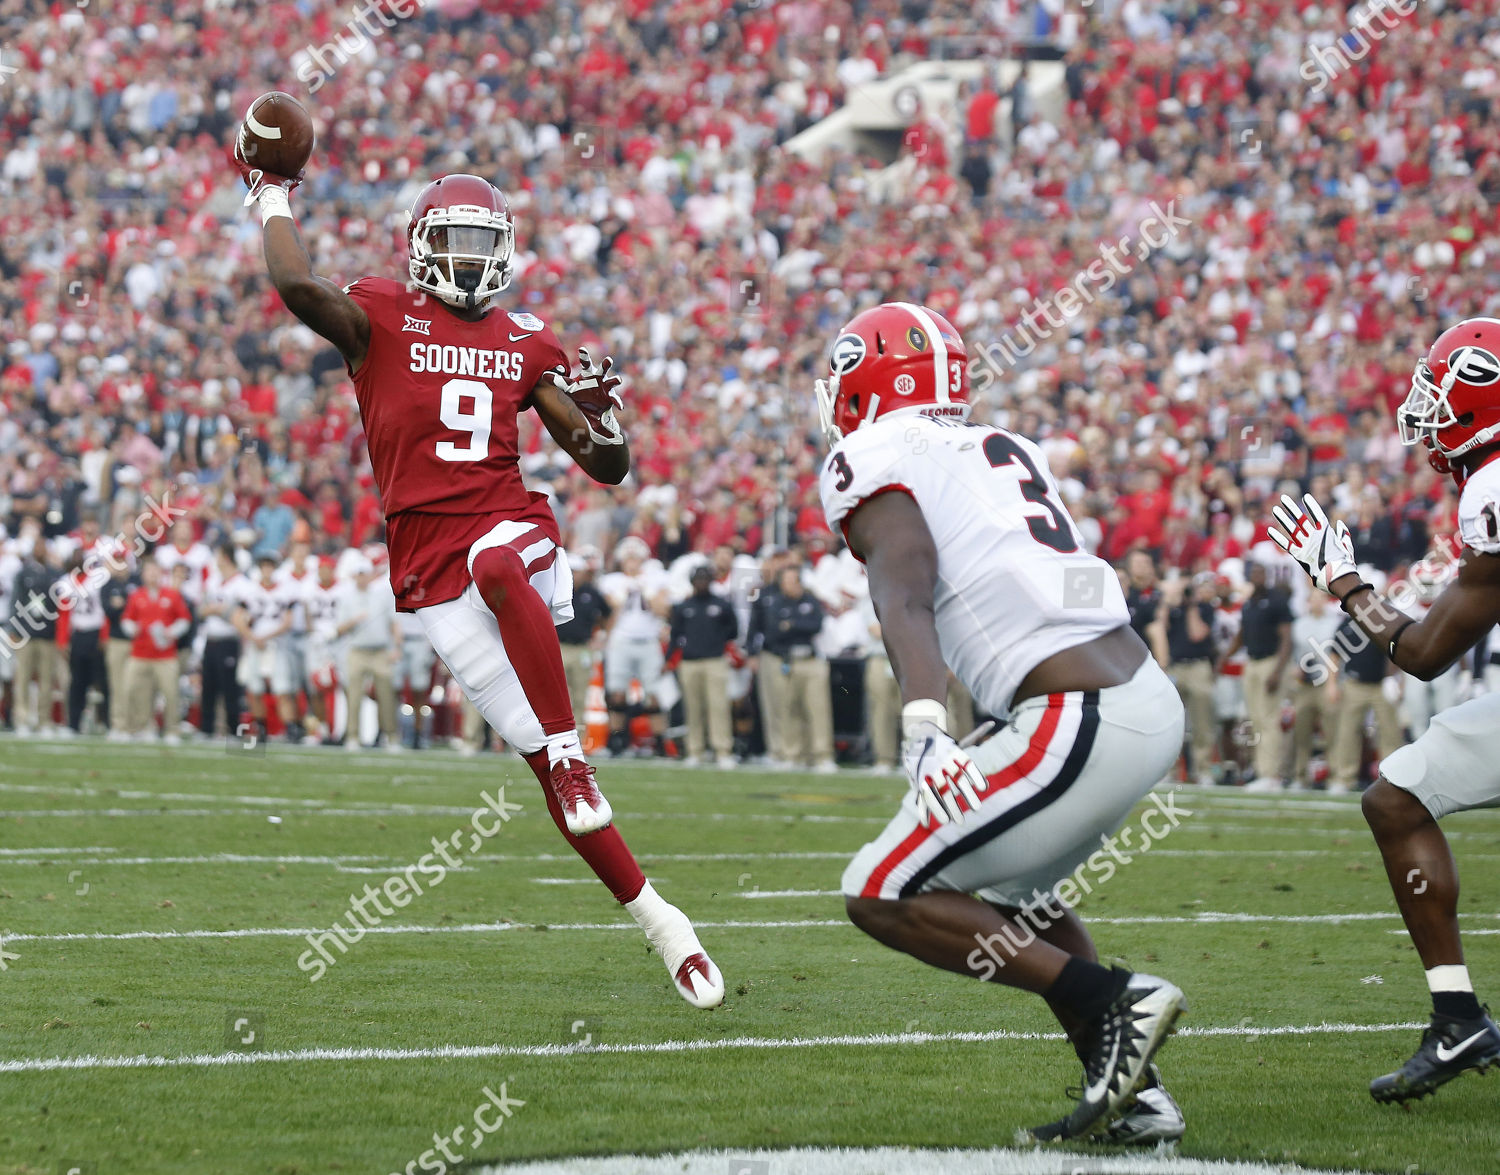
343, 277, 571, 611
819, 414, 1130, 720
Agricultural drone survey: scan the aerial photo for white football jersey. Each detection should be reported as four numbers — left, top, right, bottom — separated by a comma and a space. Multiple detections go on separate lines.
1458, 457, 1500, 555
819, 414, 1130, 719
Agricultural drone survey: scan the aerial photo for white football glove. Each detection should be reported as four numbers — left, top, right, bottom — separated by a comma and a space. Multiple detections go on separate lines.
1267, 493, 1359, 593
901, 700, 991, 828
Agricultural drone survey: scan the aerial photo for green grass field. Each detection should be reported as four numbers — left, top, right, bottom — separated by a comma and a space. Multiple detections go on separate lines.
1, 739, 1498, 1175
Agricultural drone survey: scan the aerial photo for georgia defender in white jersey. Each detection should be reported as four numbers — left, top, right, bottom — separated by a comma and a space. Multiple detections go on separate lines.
815, 303, 1187, 1144
1271, 317, 1500, 1105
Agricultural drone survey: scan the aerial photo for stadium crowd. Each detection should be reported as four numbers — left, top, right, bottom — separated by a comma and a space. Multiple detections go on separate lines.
2, 0, 1500, 787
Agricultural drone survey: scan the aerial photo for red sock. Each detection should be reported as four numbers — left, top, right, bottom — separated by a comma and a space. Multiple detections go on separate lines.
523, 751, 644, 903
471, 545, 574, 737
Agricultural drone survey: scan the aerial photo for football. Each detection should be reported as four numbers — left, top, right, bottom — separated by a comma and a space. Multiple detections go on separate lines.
234, 91, 315, 179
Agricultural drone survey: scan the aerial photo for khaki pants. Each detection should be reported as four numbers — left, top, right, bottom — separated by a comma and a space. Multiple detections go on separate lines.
559, 643, 593, 729
346, 646, 397, 742
13, 637, 58, 731
106, 638, 133, 732
1169, 659, 1217, 777
1289, 678, 1339, 784
1242, 655, 1286, 781
865, 655, 901, 768
1332, 679, 1404, 787
758, 656, 790, 761
124, 656, 179, 736
679, 656, 732, 759
782, 656, 834, 765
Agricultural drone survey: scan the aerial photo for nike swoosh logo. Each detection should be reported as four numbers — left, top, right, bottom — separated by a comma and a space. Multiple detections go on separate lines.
509, 332, 535, 342
1435, 1029, 1492, 1062
1084, 1034, 1123, 1103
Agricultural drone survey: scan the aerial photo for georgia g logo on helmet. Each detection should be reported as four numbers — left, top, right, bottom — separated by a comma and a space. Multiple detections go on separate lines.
1448, 345, 1500, 387
829, 333, 867, 376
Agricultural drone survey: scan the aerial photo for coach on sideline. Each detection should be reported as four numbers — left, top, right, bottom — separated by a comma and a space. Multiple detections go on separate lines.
669, 564, 738, 766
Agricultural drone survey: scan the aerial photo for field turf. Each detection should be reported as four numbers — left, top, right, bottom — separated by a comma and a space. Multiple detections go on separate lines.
1, 739, 1498, 1174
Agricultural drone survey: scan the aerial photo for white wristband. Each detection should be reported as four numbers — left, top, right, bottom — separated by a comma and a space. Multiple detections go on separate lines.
258, 185, 293, 224
901, 698, 948, 736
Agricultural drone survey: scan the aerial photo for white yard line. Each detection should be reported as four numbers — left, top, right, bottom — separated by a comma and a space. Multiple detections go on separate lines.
485, 1147, 1369, 1175
0, 1019, 1425, 1076
13, 910, 1498, 945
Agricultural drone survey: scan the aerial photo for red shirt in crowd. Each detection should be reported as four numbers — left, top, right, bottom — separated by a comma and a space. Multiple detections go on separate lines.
122, 585, 191, 661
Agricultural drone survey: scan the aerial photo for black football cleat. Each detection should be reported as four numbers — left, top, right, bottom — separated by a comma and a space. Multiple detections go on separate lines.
1025, 971, 1188, 1142
1025, 1064, 1185, 1147
1370, 1010, 1500, 1104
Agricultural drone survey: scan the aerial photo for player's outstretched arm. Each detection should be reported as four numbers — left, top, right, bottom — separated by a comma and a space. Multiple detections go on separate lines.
1331, 553, 1500, 681
1270, 490, 1500, 680
846, 491, 948, 705
532, 366, 630, 486
258, 205, 370, 371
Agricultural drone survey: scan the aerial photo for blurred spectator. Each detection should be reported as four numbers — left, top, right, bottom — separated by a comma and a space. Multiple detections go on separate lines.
337, 557, 401, 752
101, 559, 138, 738
1287, 590, 1343, 789
198, 544, 247, 740
600, 537, 670, 756
1152, 573, 1217, 786
119, 560, 190, 743
10, 540, 61, 736
669, 564, 738, 766
751, 563, 835, 773
1224, 563, 1293, 792
60, 553, 107, 734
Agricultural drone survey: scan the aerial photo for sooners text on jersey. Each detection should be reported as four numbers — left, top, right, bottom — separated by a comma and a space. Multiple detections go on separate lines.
344, 278, 568, 610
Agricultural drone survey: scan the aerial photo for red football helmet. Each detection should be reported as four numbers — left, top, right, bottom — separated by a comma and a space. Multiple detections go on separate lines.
815, 302, 971, 445
406, 174, 515, 309
1400, 317, 1500, 462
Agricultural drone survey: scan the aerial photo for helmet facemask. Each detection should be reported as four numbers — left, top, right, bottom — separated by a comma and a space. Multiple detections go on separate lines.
408, 205, 514, 309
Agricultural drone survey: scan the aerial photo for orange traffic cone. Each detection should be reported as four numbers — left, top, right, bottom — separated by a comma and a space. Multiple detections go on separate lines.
582, 657, 609, 755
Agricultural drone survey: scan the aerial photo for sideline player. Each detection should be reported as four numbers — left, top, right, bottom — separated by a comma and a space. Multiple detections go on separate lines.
1270, 317, 1500, 1101
239, 153, 721, 1008
815, 303, 1188, 1141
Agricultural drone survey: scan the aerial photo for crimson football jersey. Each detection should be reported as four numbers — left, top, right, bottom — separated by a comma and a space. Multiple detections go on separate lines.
344, 277, 569, 610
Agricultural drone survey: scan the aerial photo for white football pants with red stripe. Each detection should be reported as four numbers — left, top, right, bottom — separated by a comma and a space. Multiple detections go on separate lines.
415, 518, 574, 756
843, 658, 1185, 907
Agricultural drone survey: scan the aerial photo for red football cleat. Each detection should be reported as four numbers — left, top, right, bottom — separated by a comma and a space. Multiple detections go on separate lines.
550, 757, 612, 835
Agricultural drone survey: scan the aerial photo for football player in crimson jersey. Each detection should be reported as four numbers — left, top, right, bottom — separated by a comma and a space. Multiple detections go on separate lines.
815, 303, 1188, 1143
1271, 317, 1500, 1102
239, 162, 722, 1009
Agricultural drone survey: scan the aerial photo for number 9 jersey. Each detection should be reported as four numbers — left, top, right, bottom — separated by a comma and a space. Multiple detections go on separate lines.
343, 276, 570, 610
819, 413, 1130, 720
